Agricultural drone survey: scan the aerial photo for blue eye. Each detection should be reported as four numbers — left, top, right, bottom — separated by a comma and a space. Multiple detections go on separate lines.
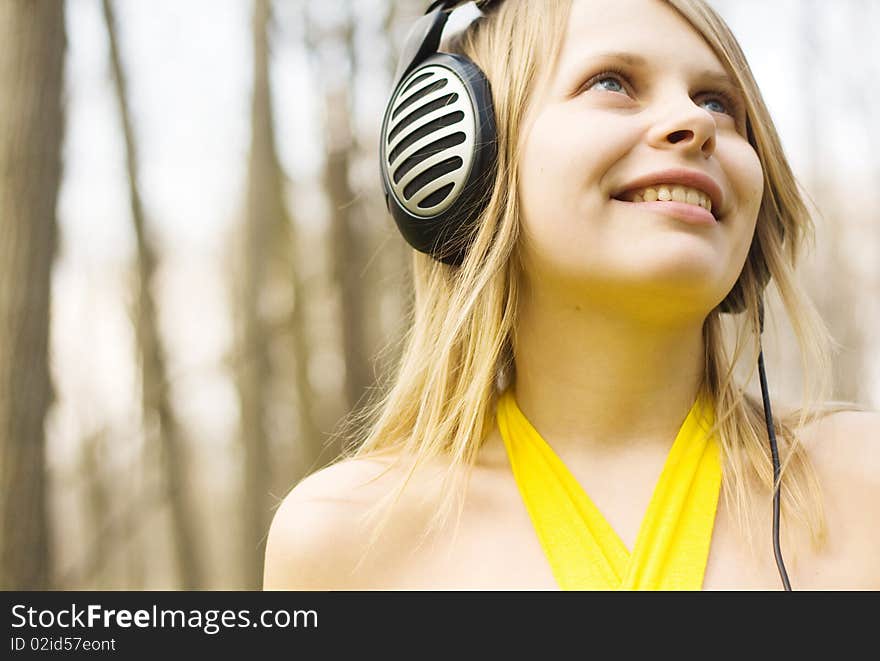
579, 68, 631, 95
591, 75, 625, 93
702, 99, 726, 113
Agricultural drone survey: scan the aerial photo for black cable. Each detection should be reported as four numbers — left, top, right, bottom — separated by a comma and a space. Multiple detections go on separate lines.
757, 300, 792, 591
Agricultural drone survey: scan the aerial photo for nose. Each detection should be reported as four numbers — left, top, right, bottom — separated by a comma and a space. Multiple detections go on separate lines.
647, 96, 717, 159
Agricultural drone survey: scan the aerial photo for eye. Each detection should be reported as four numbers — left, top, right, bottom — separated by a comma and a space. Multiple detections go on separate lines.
697, 92, 739, 117
591, 75, 626, 94
582, 69, 630, 96
701, 98, 727, 114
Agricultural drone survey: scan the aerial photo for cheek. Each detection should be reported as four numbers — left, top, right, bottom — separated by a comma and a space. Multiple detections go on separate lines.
733, 143, 765, 219
518, 110, 631, 224
517, 118, 570, 251
723, 144, 764, 276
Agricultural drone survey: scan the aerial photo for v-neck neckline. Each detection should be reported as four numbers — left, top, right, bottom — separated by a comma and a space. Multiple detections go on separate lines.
497, 388, 722, 590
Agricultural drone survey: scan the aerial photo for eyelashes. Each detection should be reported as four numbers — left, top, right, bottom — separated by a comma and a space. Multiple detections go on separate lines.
580, 67, 744, 119
698, 88, 743, 118
580, 66, 631, 95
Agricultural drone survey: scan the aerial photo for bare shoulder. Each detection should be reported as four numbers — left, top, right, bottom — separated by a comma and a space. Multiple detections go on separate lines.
796, 408, 880, 477
262, 453, 447, 590
794, 407, 880, 586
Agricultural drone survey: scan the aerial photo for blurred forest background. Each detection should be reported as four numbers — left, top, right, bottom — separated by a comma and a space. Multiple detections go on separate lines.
1, 0, 877, 590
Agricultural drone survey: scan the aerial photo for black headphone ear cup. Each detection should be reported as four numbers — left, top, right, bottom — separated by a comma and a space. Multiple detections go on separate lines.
379, 53, 498, 266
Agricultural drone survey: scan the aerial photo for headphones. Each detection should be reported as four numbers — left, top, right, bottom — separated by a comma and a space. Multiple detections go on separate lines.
378, 0, 498, 267
379, 0, 791, 591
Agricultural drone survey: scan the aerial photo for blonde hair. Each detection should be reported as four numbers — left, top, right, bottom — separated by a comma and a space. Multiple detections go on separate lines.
327, 0, 864, 569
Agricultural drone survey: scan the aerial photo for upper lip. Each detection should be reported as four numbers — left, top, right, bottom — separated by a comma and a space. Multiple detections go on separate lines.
612, 168, 724, 219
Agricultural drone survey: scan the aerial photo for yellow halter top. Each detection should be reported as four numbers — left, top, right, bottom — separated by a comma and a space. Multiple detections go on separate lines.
497, 388, 722, 590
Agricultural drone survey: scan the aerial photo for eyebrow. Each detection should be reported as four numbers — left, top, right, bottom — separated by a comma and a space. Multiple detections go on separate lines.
585, 51, 649, 67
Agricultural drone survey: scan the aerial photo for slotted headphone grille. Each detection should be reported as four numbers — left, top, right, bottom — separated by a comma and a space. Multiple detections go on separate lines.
383, 64, 476, 217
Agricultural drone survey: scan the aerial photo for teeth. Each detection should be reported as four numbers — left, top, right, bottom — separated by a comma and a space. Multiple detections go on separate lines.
626, 184, 712, 213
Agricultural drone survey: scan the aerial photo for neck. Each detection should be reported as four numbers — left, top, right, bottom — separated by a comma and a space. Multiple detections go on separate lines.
511, 286, 707, 454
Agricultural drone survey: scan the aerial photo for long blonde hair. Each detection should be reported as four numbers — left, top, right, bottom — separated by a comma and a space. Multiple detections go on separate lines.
328, 0, 864, 567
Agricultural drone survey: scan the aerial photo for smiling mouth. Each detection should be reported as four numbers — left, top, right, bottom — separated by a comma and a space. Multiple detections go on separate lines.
613, 184, 720, 221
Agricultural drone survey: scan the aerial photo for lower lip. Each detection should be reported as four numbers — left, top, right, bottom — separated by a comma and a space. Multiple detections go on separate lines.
615, 200, 718, 226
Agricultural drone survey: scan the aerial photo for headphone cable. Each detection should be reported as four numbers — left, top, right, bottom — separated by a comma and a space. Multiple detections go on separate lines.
757, 301, 792, 591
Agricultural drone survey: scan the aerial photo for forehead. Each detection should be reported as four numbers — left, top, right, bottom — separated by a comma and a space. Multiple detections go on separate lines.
554, 0, 730, 82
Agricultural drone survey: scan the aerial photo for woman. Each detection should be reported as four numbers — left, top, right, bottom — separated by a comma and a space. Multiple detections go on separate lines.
263, 0, 878, 590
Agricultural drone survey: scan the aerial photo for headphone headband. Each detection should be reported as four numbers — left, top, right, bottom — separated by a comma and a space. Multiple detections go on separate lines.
426, 0, 503, 12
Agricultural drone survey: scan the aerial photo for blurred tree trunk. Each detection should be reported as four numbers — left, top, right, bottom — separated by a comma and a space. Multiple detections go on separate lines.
273, 0, 321, 481
78, 430, 111, 588
102, 0, 203, 589
237, 0, 309, 588
0, 0, 64, 590
287, 235, 322, 473
308, 0, 373, 434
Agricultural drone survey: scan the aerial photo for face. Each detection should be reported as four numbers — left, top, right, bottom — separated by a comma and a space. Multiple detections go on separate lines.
516, 0, 764, 318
